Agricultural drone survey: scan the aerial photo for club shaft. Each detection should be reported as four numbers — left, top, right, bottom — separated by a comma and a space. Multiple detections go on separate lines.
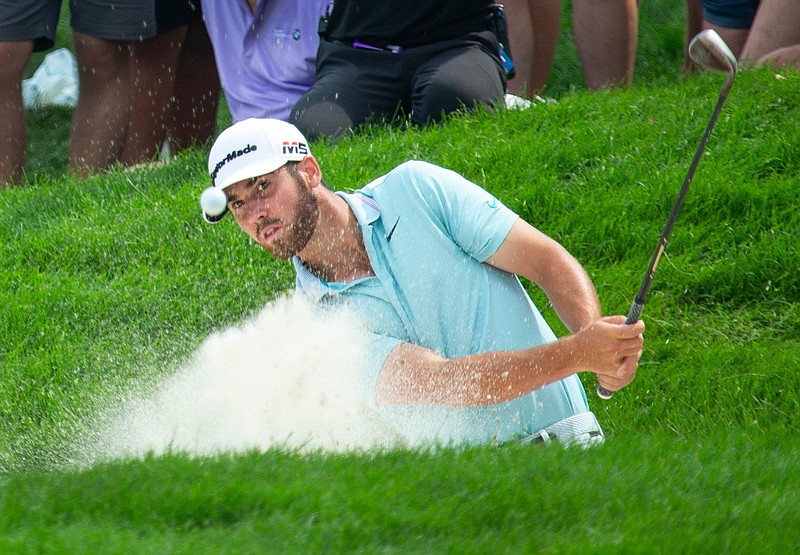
596, 83, 731, 400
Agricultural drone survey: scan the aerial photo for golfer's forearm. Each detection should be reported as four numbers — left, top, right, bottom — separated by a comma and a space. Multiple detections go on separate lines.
542, 264, 602, 333
377, 339, 583, 407
453, 340, 583, 405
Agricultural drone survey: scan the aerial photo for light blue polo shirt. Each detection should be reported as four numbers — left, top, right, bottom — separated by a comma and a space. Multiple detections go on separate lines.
293, 161, 590, 445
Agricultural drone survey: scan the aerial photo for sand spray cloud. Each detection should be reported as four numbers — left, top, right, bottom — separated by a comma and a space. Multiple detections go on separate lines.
87, 295, 405, 462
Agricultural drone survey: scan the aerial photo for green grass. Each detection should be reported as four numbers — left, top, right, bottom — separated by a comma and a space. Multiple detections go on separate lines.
1, 437, 799, 553
4, 2, 800, 551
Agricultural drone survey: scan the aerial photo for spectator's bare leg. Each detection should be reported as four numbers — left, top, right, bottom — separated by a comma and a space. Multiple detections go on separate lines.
121, 25, 187, 165
755, 45, 800, 69
70, 32, 132, 176
530, 0, 562, 92
683, 0, 704, 74
0, 40, 33, 186
701, 21, 748, 59
741, 0, 800, 66
168, 15, 220, 153
505, 1, 534, 97
506, 0, 561, 97
573, 0, 638, 89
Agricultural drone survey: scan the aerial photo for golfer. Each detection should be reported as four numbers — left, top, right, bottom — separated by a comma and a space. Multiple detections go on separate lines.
200, 118, 644, 446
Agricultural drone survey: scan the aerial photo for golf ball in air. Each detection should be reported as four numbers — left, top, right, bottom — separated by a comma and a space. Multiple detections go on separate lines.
200, 187, 227, 216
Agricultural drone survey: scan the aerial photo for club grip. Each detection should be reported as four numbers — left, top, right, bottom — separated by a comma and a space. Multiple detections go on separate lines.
596, 299, 645, 399
625, 299, 644, 326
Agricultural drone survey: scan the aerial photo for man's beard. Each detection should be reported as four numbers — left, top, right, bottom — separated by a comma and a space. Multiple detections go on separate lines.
260, 174, 319, 259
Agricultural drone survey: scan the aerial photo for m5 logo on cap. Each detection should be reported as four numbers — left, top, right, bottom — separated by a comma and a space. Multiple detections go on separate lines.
282, 141, 308, 155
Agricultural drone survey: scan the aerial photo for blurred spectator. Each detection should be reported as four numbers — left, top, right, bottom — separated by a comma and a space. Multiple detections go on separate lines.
505, 0, 638, 96
121, 1, 193, 165
742, 0, 800, 68
168, 9, 220, 153
696, 0, 800, 69
684, 0, 704, 73
289, 1, 510, 140
122, 1, 220, 165
698, 0, 760, 57
201, 0, 328, 123
70, 4, 164, 176
0, 35, 36, 186
504, 0, 560, 95
0, 1, 157, 185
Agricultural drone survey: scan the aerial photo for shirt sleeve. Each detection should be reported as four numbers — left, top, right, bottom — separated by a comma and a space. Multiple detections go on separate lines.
399, 161, 519, 262
362, 333, 404, 383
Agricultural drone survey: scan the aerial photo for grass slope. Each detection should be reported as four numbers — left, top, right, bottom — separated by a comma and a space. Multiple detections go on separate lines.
1, 437, 799, 553
2, 46, 799, 555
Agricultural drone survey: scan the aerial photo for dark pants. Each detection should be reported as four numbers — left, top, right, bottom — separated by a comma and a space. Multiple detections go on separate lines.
289, 30, 505, 141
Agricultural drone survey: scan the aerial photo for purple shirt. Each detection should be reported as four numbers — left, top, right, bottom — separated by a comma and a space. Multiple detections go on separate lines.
201, 0, 329, 122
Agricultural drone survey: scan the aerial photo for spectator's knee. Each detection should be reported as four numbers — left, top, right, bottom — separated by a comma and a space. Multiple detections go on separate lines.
290, 97, 357, 141
412, 78, 500, 126
73, 33, 131, 82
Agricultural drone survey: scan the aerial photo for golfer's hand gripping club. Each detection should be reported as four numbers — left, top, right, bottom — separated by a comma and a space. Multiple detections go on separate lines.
595, 299, 644, 400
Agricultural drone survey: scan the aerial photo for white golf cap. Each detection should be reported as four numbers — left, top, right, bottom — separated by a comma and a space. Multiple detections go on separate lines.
201, 118, 311, 223
207, 118, 311, 190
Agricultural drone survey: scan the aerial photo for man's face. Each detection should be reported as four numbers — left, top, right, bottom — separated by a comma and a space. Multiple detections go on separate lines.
224, 163, 319, 259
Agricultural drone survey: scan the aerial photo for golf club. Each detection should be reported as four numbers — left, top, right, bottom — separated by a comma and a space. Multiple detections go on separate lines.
596, 29, 738, 400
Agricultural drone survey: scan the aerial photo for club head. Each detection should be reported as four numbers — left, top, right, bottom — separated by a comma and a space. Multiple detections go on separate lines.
689, 29, 738, 96
689, 29, 738, 75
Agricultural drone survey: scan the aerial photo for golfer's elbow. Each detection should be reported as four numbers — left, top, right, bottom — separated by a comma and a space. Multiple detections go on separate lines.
376, 343, 488, 406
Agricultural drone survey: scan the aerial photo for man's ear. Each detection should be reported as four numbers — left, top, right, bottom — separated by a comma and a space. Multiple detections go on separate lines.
297, 155, 322, 188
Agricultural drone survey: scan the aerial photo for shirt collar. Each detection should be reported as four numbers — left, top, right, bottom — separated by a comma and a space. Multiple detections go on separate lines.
292, 189, 382, 299
336, 189, 381, 225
